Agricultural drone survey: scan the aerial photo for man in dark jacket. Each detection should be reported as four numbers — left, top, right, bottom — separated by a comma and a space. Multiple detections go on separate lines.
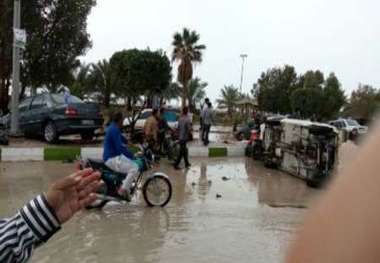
174, 107, 192, 170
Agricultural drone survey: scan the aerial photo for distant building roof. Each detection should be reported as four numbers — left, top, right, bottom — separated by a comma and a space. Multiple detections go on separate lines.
236, 98, 258, 107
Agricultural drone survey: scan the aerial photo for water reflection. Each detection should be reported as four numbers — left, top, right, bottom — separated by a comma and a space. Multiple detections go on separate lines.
0, 159, 317, 263
256, 168, 320, 208
196, 162, 211, 202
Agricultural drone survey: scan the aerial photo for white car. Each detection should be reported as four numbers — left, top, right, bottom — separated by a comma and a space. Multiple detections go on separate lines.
329, 119, 368, 135
123, 109, 179, 129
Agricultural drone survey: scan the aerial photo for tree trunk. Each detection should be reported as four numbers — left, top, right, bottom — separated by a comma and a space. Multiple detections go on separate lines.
182, 81, 188, 109
19, 84, 27, 101
146, 96, 153, 108
104, 88, 111, 108
126, 97, 132, 111
0, 78, 10, 113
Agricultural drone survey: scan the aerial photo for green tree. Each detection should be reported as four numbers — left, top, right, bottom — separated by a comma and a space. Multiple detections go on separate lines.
217, 85, 240, 116
111, 49, 172, 100
290, 88, 323, 119
0, 0, 13, 112
188, 78, 208, 112
290, 70, 325, 119
70, 64, 91, 100
0, 0, 95, 112
110, 49, 172, 131
171, 28, 206, 109
255, 65, 298, 114
344, 84, 380, 122
162, 82, 181, 102
22, 0, 96, 91
89, 59, 115, 107
320, 73, 346, 120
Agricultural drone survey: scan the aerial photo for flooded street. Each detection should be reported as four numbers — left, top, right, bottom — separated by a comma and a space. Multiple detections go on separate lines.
0, 158, 320, 263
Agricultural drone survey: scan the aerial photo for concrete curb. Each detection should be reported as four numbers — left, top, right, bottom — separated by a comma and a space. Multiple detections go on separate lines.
0, 145, 246, 162
1, 148, 44, 161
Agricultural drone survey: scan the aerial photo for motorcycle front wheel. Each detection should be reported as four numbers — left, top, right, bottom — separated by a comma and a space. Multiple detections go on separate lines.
142, 174, 172, 207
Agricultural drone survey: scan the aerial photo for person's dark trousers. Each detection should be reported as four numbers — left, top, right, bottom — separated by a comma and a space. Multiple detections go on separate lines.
202, 124, 211, 145
174, 140, 190, 167
158, 132, 165, 155
147, 138, 158, 155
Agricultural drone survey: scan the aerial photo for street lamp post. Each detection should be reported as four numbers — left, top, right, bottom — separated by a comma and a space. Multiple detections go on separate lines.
10, 0, 21, 136
239, 54, 248, 93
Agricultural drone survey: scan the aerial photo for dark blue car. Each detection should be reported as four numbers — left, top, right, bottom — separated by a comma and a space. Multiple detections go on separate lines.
4, 93, 103, 143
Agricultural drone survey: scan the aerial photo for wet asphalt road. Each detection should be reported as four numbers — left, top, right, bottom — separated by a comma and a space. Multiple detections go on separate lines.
0, 158, 320, 263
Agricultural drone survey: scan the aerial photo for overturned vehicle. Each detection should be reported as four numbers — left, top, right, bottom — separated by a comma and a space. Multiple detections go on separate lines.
256, 118, 339, 187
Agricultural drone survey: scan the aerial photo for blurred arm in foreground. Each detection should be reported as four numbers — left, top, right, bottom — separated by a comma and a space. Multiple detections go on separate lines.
286, 122, 380, 263
0, 168, 101, 263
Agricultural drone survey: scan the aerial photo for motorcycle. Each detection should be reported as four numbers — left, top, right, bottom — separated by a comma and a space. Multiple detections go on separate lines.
159, 129, 180, 161
80, 144, 172, 209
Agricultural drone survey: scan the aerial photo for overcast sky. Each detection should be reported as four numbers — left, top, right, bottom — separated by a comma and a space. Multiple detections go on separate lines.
83, 0, 380, 101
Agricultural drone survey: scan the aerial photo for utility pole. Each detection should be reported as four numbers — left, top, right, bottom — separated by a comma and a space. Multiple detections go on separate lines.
10, 0, 21, 136
239, 54, 248, 94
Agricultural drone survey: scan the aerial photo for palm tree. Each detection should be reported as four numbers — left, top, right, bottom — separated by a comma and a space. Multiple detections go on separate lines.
71, 63, 91, 99
171, 28, 206, 109
188, 78, 208, 111
161, 82, 182, 102
90, 59, 114, 107
217, 85, 240, 116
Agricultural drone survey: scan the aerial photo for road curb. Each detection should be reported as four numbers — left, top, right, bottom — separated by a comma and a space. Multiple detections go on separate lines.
0, 145, 246, 162
1, 148, 44, 161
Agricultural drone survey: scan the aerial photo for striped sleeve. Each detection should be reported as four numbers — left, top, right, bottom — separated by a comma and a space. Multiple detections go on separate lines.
0, 194, 61, 263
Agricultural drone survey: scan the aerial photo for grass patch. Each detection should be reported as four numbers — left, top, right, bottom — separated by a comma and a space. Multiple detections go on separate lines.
209, 147, 227, 157
44, 147, 81, 161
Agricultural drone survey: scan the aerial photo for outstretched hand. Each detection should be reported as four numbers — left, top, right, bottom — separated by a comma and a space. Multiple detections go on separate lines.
46, 168, 102, 224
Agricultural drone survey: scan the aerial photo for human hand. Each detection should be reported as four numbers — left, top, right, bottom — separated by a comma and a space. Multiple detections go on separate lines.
46, 168, 102, 224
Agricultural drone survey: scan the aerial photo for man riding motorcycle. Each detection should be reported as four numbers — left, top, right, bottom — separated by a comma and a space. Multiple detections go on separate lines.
103, 112, 139, 201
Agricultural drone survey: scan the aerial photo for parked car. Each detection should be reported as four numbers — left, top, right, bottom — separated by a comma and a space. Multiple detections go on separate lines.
329, 119, 368, 135
235, 120, 256, 141
3, 93, 103, 143
123, 108, 179, 129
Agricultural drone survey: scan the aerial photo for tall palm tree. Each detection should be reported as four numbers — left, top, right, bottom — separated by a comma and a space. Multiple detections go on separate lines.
188, 77, 208, 111
90, 59, 114, 107
172, 28, 206, 109
217, 85, 240, 116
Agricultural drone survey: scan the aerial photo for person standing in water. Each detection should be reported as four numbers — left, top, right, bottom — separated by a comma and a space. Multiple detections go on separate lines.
174, 107, 192, 170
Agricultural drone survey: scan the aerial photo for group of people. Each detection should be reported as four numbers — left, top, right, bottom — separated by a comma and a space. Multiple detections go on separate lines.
102, 106, 193, 200
142, 107, 193, 170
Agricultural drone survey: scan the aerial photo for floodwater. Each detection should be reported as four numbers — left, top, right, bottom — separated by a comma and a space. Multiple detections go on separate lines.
0, 158, 320, 263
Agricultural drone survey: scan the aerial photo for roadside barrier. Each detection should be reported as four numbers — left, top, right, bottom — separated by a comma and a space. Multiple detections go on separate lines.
0, 145, 245, 161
